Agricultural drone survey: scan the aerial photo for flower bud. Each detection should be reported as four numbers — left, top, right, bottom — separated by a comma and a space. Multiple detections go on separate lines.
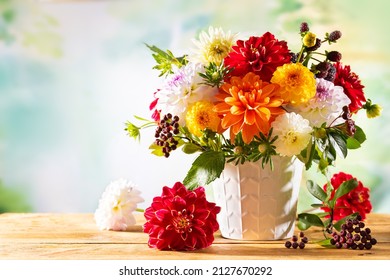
234, 146, 243, 155
258, 143, 268, 153
300, 22, 310, 33
302, 32, 317, 48
366, 103, 382, 118
328, 30, 342, 42
363, 99, 382, 118
314, 127, 327, 139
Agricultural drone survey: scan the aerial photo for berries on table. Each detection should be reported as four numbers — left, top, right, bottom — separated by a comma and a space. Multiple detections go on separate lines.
285, 232, 308, 249
330, 215, 377, 250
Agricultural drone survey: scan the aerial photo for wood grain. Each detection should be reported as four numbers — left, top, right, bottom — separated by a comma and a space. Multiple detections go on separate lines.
0, 213, 389, 260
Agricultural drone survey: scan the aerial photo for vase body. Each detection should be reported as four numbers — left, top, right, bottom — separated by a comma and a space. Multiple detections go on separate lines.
212, 156, 304, 240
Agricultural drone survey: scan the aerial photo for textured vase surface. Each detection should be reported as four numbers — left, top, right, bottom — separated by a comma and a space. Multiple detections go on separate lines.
212, 156, 304, 240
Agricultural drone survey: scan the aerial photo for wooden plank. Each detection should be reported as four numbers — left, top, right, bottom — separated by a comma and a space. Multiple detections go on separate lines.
0, 213, 389, 259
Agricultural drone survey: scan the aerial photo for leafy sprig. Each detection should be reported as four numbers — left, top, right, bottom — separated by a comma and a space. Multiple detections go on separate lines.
199, 62, 233, 87
145, 44, 187, 77
298, 178, 359, 234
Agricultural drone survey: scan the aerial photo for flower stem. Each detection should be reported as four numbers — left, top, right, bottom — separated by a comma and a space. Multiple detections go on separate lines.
296, 45, 305, 63
135, 208, 145, 213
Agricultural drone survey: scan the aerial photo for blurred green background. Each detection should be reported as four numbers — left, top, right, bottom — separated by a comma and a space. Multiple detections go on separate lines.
1, 0, 389, 213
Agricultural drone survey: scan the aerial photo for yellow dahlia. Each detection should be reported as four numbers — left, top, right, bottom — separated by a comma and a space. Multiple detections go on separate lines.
185, 101, 221, 137
270, 63, 316, 105
213, 72, 285, 144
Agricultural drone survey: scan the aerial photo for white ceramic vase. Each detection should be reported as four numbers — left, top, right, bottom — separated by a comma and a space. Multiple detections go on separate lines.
212, 156, 304, 240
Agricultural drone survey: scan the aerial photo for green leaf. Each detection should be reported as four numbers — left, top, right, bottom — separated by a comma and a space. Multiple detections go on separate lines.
347, 126, 366, 149
329, 132, 348, 158
353, 125, 366, 144
145, 44, 186, 76
149, 143, 164, 156
182, 143, 201, 154
297, 213, 325, 230
346, 137, 361, 149
307, 180, 327, 202
310, 203, 324, 208
316, 238, 333, 248
183, 151, 225, 190
332, 179, 359, 202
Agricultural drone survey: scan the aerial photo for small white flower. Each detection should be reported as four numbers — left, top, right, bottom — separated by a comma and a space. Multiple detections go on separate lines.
94, 178, 144, 231
155, 62, 217, 125
288, 78, 351, 127
272, 112, 313, 157
189, 26, 237, 65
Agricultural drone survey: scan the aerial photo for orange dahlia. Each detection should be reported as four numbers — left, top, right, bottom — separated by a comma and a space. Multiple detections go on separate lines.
214, 72, 285, 143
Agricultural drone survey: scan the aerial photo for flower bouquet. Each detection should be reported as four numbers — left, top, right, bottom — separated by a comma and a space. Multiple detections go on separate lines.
125, 23, 381, 248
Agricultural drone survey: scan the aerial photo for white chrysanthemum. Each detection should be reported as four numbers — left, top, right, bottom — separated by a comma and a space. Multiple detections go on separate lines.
155, 62, 217, 125
189, 26, 236, 65
94, 178, 144, 231
288, 78, 351, 127
272, 112, 313, 157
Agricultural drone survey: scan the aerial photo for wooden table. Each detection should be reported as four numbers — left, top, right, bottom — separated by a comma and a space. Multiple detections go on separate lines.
0, 213, 389, 260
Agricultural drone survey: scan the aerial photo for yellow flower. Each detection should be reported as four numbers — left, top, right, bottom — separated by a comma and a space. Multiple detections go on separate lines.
270, 63, 316, 105
302, 32, 316, 48
186, 101, 221, 137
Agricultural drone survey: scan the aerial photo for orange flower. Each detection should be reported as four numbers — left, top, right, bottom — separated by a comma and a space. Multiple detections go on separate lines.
214, 72, 285, 143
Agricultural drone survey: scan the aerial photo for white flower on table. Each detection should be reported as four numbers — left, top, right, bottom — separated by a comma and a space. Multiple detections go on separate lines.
94, 178, 144, 231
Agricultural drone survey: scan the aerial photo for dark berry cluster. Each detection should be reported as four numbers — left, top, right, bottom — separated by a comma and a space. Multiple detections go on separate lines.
285, 232, 309, 249
327, 30, 342, 42
154, 113, 180, 157
341, 106, 356, 136
330, 215, 377, 250
314, 61, 336, 82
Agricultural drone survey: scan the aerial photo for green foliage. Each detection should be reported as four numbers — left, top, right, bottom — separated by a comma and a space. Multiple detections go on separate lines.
145, 44, 187, 77
306, 180, 327, 202
299, 124, 367, 173
199, 63, 233, 87
183, 150, 225, 190
298, 178, 359, 235
298, 213, 324, 230
223, 129, 278, 169
0, 181, 32, 213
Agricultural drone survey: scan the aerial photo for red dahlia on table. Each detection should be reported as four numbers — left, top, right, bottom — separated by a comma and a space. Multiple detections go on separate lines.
143, 182, 221, 250
224, 32, 291, 82
321, 172, 372, 221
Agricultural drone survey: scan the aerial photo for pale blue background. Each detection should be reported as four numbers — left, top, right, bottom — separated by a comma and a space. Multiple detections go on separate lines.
1, 0, 389, 213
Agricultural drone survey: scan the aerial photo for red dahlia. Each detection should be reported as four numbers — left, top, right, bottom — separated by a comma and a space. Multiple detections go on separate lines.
224, 32, 291, 82
321, 172, 372, 221
333, 62, 366, 113
143, 182, 221, 251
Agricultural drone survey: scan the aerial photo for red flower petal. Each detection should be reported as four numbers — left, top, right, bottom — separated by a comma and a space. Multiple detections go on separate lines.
143, 182, 220, 251
333, 62, 366, 113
